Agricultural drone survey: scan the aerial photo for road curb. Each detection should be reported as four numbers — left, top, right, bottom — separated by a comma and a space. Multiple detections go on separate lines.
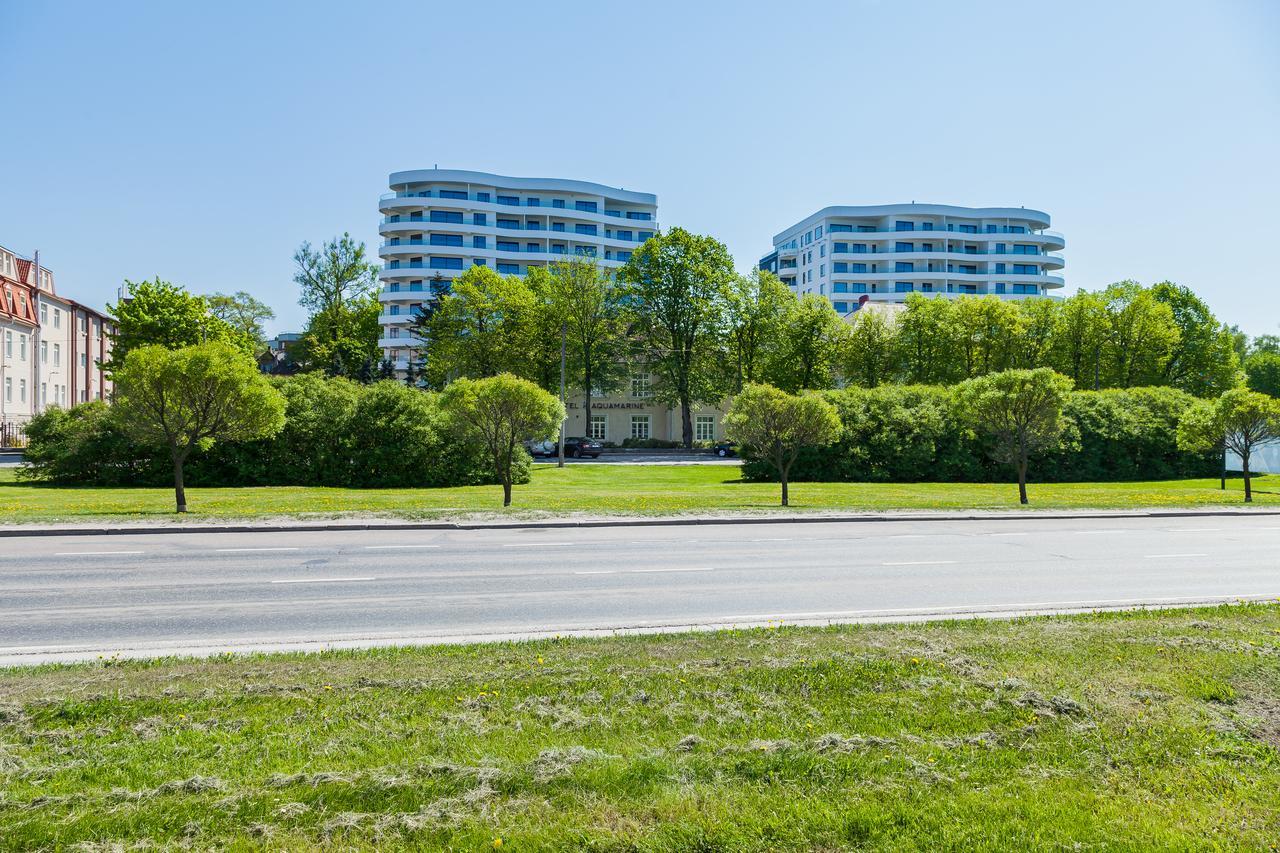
1, 507, 1277, 537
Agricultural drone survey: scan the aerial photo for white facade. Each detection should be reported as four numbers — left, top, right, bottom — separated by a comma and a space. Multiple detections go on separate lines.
376, 169, 659, 372
759, 204, 1065, 314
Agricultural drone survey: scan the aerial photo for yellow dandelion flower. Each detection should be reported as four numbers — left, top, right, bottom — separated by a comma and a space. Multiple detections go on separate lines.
493, 838, 503, 849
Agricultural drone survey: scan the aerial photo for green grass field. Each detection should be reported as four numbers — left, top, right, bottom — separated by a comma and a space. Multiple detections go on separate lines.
1, 605, 1276, 849
0, 464, 1273, 523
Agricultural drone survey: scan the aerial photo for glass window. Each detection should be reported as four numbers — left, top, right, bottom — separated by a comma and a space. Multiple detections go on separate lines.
631, 372, 652, 398
430, 234, 463, 246
473, 213, 487, 226
833, 301, 849, 313
475, 192, 490, 203
695, 415, 715, 442
851, 283, 867, 293
526, 197, 540, 207
588, 415, 606, 440
895, 242, 914, 252
429, 257, 463, 270
497, 195, 519, 206
834, 281, 849, 293
894, 282, 914, 293
497, 263, 519, 274
439, 189, 467, 199
895, 262, 914, 272
574, 224, 597, 235
430, 210, 463, 223
895, 221, 914, 231
552, 199, 565, 208
630, 415, 651, 439
473, 236, 487, 248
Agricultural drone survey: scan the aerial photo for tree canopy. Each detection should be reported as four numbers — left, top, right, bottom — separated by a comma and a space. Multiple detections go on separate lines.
953, 368, 1074, 504
439, 374, 564, 507
723, 383, 842, 506
1178, 388, 1280, 502
112, 342, 285, 512
620, 227, 735, 447
107, 278, 253, 367
207, 291, 276, 349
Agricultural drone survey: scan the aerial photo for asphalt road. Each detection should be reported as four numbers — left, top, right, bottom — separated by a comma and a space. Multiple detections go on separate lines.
3, 514, 1278, 664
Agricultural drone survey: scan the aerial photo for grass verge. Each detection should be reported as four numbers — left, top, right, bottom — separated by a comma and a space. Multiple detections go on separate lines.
1, 604, 1278, 849
0, 464, 1274, 523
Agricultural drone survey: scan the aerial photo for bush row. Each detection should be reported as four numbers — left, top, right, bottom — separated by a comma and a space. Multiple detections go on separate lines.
21, 374, 527, 488
740, 385, 1220, 483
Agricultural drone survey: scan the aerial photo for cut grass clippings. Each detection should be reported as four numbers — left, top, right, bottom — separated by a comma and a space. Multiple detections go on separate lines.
0, 603, 1278, 849
0, 464, 1274, 524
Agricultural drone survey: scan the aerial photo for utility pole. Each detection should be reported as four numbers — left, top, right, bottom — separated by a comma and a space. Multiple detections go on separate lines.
558, 321, 566, 468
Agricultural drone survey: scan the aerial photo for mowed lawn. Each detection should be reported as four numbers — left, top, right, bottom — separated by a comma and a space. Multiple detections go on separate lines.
0, 605, 1277, 849
0, 464, 1274, 522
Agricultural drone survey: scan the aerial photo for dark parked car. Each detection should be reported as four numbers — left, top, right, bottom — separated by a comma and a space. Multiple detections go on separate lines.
713, 441, 737, 458
562, 437, 603, 459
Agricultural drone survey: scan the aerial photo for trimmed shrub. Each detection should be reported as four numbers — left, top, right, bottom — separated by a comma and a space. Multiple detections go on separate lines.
22, 376, 522, 489
19, 402, 166, 485
742, 384, 1218, 483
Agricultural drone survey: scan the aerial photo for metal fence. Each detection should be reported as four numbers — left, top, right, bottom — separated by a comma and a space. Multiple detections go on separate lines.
0, 420, 28, 449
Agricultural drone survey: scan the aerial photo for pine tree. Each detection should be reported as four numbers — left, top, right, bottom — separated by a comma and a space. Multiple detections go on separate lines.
356, 357, 375, 385
378, 358, 396, 380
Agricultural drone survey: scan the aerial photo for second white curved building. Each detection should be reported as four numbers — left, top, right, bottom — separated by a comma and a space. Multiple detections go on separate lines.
759, 204, 1065, 314
377, 169, 658, 371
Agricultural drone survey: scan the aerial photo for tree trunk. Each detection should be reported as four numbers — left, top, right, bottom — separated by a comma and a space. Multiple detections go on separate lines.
583, 389, 592, 441
680, 395, 693, 449
1242, 452, 1252, 503
780, 470, 789, 507
502, 477, 512, 507
1017, 459, 1029, 506
173, 454, 187, 514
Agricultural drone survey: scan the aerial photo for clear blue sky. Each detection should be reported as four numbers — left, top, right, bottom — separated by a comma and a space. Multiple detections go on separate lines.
2, 0, 1277, 337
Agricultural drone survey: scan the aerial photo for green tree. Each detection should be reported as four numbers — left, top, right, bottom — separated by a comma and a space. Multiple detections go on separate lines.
421, 265, 538, 386
765, 294, 848, 392
953, 368, 1074, 505
1050, 290, 1109, 389
207, 291, 276, 349
1150, 281, 1241, 396
292, 293, 381, 375
1014, 297, 1060, 369
113, 342, 286, 512
723, 383, 842, 506
953, 295, 1023, 378
378, 358, 397, 381
621, 227, 735, 448
843, 308, 899, 388
107, 278, 251, 366
1178, 388, 1280, 502
1250, 334, 1280, 356
293, 233, 379, 317
896, 294, 961, 384
1245, 352, 1280, 397
722, 269, 792, 393
528, 257, 630, 424
440, 374, 565, 507
1101, 281, 1180, 388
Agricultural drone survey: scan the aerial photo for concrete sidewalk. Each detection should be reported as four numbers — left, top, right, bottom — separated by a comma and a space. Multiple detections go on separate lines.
1, 504, 1276, 537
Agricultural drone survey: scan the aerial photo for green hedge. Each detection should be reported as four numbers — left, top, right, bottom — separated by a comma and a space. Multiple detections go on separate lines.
20, 375, 526, 489
741, 385, 1219, 483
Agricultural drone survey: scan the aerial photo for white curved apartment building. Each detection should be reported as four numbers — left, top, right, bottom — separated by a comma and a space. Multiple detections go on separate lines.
758, 204, 1065, 314
377, 169, 658, 371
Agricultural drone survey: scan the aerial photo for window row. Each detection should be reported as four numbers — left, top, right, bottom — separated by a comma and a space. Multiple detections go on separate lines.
582, 413, 716, 442
394, 190, 652, 219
